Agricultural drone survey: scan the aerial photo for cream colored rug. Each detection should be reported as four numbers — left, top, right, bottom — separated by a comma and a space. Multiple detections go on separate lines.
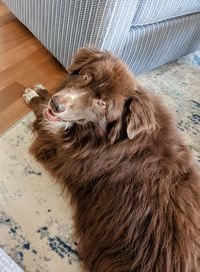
0, 113, 82, 272
0, 51, 200, 272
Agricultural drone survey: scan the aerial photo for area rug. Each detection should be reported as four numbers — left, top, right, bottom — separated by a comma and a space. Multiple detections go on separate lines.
0, 51, 200, 272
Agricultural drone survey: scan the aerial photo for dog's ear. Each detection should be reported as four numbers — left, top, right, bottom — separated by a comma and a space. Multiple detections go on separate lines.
67, 47, 104, 74
126, 91, 157, 140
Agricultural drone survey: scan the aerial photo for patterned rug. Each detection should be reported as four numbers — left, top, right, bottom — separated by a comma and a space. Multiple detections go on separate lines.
0, 51, 200, 272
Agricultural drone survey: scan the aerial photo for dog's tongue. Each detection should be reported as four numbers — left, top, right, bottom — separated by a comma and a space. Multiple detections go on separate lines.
44, 108, 61, 122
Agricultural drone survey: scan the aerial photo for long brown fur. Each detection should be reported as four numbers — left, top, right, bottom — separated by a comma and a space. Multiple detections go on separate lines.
26, 48, 200, 272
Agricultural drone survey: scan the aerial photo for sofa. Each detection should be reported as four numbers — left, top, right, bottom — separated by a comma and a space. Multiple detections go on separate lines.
3, 0, 200, 74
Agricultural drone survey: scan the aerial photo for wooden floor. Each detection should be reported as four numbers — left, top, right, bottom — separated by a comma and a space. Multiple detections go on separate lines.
0, 1, 67, 133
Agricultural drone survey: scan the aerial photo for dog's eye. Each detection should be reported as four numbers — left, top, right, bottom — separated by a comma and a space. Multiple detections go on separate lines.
81, 73, 92, 83
96, 99, 107, 109
73, 70, 80, 75
68, 68, 80, 75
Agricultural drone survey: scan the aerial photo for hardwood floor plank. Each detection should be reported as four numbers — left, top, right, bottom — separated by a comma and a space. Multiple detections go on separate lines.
0, 98, 30, 134
0, 6, 16, 27
0, 82, 27, 113
0, 2, 67, 134
0, 27, 32, 53
0, 47, 61, 91
0, 4, 10, 17
0, 20, 23, 36
19, 57, 67, 91
1, 37, 42, 71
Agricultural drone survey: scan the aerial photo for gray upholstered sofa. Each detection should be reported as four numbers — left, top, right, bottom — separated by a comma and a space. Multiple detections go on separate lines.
3, 0, 200, 74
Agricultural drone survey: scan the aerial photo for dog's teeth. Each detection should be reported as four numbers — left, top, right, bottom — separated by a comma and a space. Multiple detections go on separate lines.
23, 88, 39, 104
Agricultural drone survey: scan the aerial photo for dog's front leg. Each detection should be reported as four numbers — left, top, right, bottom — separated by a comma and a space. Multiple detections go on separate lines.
23, 84, 57, 163
23, 83, 51, 118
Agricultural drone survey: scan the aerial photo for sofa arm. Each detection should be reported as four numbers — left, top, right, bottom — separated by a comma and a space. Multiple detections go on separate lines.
2, 0, 139, 66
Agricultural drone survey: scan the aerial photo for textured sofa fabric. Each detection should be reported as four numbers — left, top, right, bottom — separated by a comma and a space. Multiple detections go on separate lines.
0, 248, 23, 272
3, 0, 200, 74
131, 0, 200, 26
125, 13, 200, 73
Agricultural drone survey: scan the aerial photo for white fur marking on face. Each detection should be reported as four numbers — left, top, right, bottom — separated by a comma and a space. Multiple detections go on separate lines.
42, 118, 73, 133
65, 91, 87, 100
23, 88, 39, 104
57, 88, 87, 101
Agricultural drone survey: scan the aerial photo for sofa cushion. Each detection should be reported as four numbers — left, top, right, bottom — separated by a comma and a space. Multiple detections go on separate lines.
126, 12, 200, 74
132, 0, 200, 26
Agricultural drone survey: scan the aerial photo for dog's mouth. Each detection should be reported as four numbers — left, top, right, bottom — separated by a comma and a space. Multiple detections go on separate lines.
44, 106, 85, 123
44, 108, 61, 122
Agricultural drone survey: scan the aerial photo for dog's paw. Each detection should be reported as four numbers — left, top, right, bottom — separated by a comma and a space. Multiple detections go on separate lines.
33, 83, 50, 100
23, 88, 39, 104
34, 83, 46, 92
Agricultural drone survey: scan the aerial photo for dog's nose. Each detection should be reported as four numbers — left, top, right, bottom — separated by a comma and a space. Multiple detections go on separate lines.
50, 96, 65, 113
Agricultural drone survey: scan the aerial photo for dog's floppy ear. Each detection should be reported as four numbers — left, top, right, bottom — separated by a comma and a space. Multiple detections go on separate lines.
67, 47, 104, 74
126, 91, 157, 140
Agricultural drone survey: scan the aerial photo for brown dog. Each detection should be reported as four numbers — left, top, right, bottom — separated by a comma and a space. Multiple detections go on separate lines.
23, 48, 200, 272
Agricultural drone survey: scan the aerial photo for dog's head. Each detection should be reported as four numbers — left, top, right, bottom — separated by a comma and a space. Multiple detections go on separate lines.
44, 48, 156, 142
